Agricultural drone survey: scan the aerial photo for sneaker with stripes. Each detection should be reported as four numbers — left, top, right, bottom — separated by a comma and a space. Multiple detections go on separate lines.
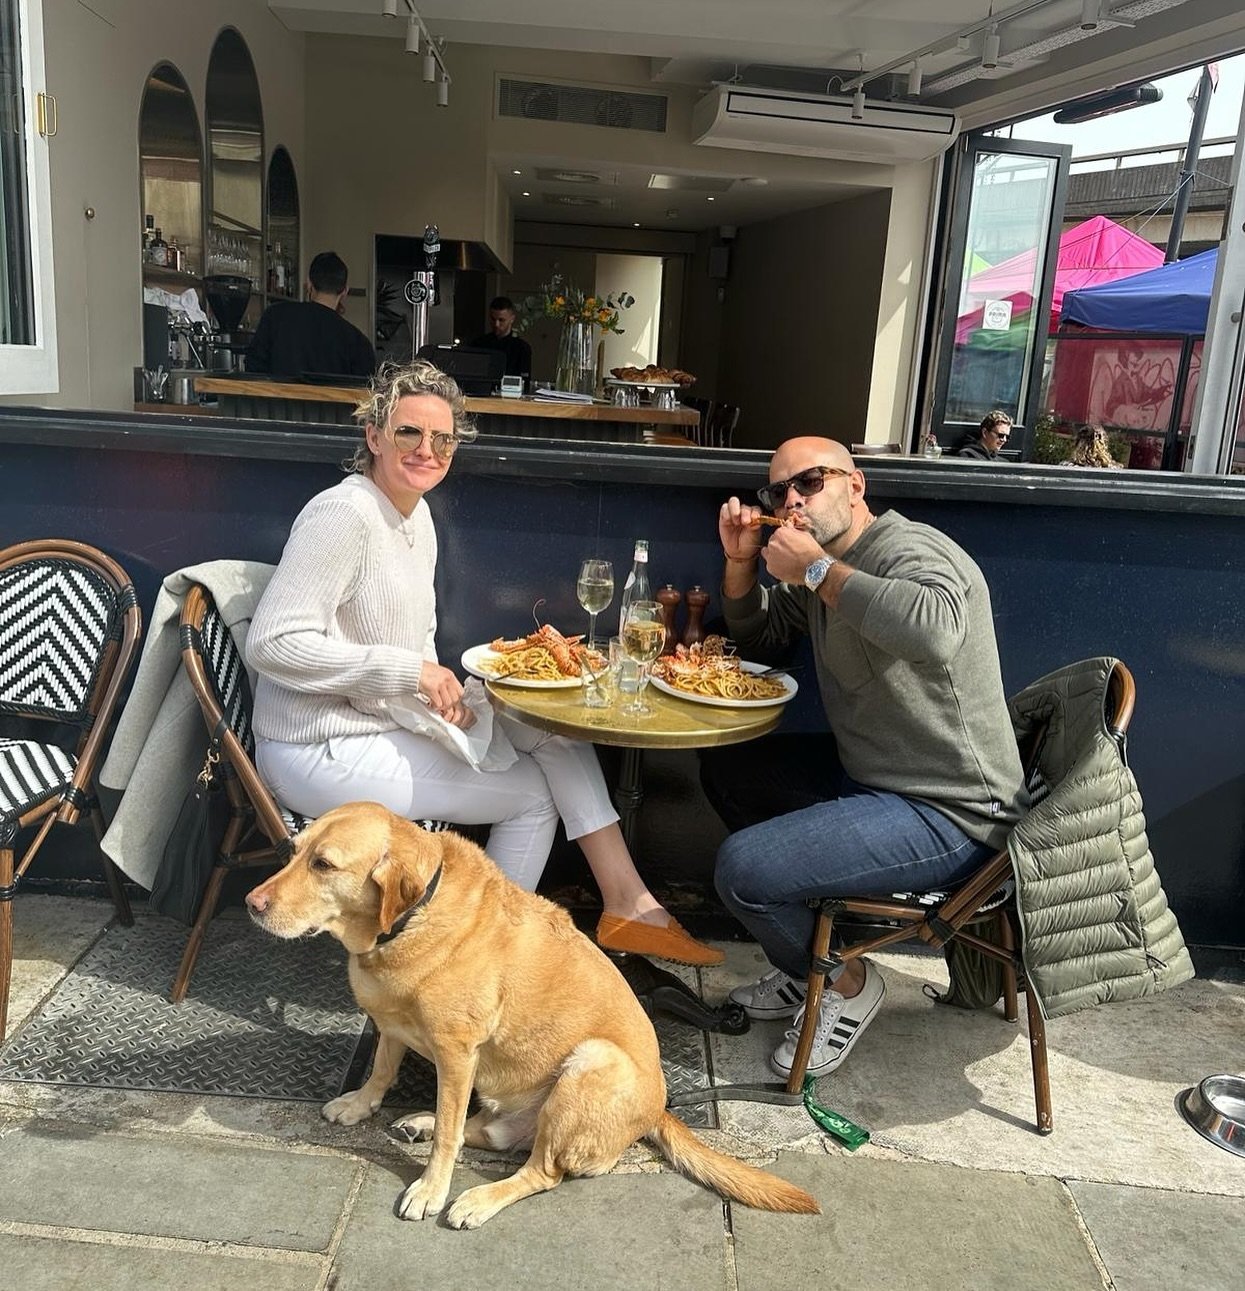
728, 967, 807, 1020
769, 959, 886, 1079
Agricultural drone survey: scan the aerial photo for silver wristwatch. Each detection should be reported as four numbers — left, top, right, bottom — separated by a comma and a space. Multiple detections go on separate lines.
804, 556, 834, 591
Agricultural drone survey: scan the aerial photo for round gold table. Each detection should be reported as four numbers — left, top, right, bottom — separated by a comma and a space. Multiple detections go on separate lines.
486, 680, 783, 850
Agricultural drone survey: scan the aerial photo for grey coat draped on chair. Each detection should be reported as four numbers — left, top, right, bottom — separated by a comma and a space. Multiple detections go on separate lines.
1007, 657, 1194, 1019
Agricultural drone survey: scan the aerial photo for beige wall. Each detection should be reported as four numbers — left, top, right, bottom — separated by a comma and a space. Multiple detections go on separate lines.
717, 193, 892, 450
3, 0, 304, 411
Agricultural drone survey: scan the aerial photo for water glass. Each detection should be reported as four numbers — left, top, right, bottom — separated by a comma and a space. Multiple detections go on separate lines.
610, 635, 640, 695
580, 647, 611, 709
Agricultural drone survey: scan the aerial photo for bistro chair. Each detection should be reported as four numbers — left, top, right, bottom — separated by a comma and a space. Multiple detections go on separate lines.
781, 660, 1137, 1135
172, 583, 454, 1003
0, 540, 142, 1043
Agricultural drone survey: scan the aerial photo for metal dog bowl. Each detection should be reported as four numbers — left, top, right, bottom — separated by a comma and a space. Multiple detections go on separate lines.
1176, 1074, 1245, 1158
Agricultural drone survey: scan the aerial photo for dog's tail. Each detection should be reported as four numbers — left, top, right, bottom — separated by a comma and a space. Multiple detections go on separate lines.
647, 1113, 820, 1214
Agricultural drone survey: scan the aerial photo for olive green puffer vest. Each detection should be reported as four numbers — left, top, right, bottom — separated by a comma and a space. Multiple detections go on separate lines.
1007, 657, 1194, 1019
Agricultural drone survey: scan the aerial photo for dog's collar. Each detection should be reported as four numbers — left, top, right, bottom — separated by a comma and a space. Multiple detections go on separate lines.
373, 861, 443, 948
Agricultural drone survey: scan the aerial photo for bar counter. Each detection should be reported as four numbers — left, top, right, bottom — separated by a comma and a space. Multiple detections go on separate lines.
190, 377, 699, 440
2, 404, 1242, 949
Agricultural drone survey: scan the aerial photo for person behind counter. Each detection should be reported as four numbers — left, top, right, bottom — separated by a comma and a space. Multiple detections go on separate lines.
953, 409, 1013, 460
469, 296, 532, 378
704, 437, 1026, 1079
245, 357, 721, 968
245, 250, 376, 380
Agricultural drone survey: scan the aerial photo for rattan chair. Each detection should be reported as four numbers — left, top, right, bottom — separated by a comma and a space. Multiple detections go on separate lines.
0, 540, 142, 1042
173, 583, 455, 1003
782, 661, 1137, 1135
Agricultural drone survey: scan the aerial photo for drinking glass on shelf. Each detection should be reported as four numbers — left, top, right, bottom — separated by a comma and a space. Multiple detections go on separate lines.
576, 558, 614, 651
620, 600, 664, 716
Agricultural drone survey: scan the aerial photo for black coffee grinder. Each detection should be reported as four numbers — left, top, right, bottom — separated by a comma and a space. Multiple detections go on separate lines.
204, 274, 253, 371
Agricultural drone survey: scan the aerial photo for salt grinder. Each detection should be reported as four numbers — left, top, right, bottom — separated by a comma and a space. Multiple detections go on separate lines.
656, 584, 682, 655
682, 585, 710, 648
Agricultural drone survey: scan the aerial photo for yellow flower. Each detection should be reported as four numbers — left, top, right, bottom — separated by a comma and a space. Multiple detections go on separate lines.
554, 295, 565, 307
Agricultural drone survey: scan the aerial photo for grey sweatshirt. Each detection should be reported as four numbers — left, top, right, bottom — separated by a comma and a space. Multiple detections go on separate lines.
722, 509, 1026, 848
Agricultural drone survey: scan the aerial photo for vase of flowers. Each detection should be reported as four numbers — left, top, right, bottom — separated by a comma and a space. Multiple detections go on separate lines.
518, 279, 634, 395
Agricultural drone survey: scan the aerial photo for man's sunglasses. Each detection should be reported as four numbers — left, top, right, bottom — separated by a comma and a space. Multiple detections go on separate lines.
391, 424, 461, 458
757, 465, 851, 513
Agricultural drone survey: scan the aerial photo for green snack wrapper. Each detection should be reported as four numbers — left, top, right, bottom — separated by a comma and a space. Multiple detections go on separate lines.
802, 1075, 870, 1150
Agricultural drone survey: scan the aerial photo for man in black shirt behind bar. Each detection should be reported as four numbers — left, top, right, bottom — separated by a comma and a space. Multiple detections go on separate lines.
469, 296, 532, 378
246, 251, 376, 380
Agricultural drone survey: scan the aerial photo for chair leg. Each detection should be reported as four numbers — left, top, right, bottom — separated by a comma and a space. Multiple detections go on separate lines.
170, 864, 228, 1004
785, 909, 834, 1095
1024, 977, 1054, 1135
91, 804, 133, 927
0, 842, 14, 1045
996, 909, 1019, 1024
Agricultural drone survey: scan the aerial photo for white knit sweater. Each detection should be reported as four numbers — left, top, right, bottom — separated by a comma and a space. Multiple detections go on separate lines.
248, 473, 439, 743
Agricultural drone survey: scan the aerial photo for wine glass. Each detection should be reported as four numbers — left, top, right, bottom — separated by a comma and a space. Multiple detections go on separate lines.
576, 559, 614, 651
620, 600, 665, 716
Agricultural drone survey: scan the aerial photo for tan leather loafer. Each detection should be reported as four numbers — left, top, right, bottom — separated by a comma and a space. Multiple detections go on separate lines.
595, 914, 725, 967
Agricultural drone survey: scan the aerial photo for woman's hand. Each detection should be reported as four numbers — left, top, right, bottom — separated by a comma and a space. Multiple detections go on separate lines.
439, 701, 477, 730
417, 661, 464, 718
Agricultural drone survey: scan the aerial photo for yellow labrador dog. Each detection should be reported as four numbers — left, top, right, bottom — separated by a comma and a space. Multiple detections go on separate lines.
246, 803, 818, 1228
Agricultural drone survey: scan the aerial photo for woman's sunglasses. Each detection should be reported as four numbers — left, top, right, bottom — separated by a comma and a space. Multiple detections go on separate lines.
391, 424, 461, 459
757, 465, 850, 513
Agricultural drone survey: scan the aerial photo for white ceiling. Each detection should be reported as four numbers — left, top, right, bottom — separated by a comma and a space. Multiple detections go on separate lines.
270, 0, 1245, 230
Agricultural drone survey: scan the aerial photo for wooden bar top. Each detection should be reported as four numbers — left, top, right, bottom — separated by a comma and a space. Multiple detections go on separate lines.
192, 378, 698, 426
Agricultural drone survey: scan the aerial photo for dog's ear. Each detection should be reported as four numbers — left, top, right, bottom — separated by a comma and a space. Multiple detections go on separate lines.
369, 845, 435, 933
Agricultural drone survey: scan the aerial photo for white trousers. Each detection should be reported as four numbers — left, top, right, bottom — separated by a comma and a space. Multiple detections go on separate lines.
256, 716, 618, 891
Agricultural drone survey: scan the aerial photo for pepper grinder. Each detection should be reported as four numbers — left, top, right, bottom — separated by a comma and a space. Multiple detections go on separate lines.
656, 584, 682, 655
682, 585, 710, 648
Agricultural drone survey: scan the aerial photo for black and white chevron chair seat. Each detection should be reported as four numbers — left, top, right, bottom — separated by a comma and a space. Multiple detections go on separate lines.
276, 803, 453, 842
0, 559, 118, 723
0, 738, 76, 827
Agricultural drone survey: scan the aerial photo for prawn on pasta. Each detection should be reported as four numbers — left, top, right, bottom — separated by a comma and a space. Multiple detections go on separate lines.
480, 623, 605, 682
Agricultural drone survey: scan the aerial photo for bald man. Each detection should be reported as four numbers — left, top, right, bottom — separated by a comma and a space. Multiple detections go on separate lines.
708, 437, 1026, 1079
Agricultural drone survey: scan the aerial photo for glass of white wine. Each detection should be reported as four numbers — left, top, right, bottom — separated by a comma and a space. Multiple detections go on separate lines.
620, 600, 665, 716
576, 558, 614, 653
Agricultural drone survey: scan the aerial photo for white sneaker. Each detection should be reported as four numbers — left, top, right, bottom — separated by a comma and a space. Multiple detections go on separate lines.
728, 967, 807, 1020
770, 959, 886, 1079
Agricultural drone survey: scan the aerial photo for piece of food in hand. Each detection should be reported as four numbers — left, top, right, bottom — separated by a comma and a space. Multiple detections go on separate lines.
748, 514, 806, 529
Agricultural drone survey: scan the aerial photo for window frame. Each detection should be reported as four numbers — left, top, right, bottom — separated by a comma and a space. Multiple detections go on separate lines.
0, 0, 57, 395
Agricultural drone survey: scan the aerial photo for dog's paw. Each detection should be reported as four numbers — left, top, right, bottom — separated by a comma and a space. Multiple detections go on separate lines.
445, 1185, 504, 1230
322, 1090, 381, 1126
390, 1111, 436, 1142
397, 1178, 448, 1222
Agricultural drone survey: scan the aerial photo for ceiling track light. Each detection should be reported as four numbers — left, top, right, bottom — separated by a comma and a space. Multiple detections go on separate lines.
981, 27, 1001, 70
907, 59, 923, 96
851, 86, 865, 119
436, 74, 449, 107
1080, 0, 1102, 29
404, 15, 420, 53
382, 0, 399, 17
422, 47, 437, 82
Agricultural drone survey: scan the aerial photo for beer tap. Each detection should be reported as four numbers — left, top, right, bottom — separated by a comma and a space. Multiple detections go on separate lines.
404, 224, 440, 357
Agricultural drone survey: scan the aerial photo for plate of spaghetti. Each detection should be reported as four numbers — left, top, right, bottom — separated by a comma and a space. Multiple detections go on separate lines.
649, 640, 797, 709
462, 625, 605, 689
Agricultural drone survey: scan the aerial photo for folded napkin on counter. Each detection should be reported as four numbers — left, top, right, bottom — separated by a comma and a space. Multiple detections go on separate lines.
387, 678, 517, 772
532, 387, 596, 404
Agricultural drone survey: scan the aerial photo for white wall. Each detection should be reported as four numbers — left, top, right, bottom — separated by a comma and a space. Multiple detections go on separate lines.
2, 0, 304, 411
596, 254, 661, 372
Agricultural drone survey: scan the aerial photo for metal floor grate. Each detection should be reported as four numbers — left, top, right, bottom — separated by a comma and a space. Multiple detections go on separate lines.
1, 914, 717, 1126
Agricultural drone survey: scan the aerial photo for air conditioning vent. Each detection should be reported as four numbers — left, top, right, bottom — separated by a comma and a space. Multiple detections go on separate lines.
542, 193, 618, 210
498, 79, 668, 133
534, 167, 618, 186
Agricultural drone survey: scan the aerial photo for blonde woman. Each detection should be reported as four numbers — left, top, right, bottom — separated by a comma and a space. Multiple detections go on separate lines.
246, 359, 720, 966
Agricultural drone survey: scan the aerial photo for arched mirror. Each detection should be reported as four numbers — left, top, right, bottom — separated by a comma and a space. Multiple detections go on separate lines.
266, 146, 300, 301
205, 28, 263, 324
138, 62, 203, 281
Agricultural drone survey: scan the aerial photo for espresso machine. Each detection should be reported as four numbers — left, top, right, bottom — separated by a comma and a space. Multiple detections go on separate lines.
203, 274, 253, 371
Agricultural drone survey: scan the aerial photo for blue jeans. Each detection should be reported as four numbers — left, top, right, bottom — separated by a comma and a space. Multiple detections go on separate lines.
714, 779, 996, 981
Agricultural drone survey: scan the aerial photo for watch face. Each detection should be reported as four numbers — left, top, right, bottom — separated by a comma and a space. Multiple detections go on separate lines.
805, 558, 831, 590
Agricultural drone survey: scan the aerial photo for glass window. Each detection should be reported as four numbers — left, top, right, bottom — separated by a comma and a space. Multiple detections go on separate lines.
0, 0, 56, 395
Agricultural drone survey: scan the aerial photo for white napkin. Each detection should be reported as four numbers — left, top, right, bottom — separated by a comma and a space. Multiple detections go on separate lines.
387, 677, 517, 772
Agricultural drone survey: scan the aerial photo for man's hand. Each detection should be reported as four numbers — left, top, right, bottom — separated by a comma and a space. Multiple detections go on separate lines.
417, 661, 464, 718
761, 524, 828, 585
718, 497, 765, 563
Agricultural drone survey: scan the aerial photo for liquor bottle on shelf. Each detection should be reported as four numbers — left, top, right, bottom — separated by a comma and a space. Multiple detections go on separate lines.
142, 214, 155, 260
266, 244, 276, 294
274, 241, 287, 295
682, 585, 709, 648
617, 539, 650, 633
149, 227, 168, 267
656, 584, 682, 655
167, 238, 183, 273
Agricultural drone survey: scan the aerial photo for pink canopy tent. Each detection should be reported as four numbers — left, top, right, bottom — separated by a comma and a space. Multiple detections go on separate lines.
955, 216, 1163, 344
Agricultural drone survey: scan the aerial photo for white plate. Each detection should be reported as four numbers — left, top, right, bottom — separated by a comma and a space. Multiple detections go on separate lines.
649, 660, 798, 709
605, 378, 683, 390
461, 643, 583, 689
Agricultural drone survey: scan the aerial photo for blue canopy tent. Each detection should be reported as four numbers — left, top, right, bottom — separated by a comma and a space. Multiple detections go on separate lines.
1059, 247, 1217, 334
